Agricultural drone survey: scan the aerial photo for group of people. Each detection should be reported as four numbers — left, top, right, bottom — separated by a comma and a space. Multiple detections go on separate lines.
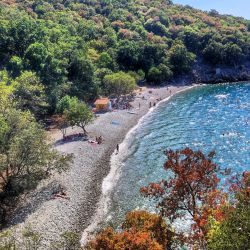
111, 95, 134, 110
96, 135, 103, 144
149, 102, 156, 108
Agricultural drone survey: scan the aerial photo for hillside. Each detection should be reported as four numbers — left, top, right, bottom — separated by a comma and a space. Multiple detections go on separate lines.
0, 0, 249, 114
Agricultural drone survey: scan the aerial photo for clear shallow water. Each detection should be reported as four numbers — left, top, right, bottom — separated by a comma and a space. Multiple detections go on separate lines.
103, 83, 250, 228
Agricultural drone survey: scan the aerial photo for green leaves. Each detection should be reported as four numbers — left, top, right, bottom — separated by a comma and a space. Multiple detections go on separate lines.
63, 98, 93, 134
147, 64, 173, 84
13, 71, 48, 117
169, 42, 196, 74
0, 0, 248, 117
0, 107, 72, 193
56, 95, 79, 115
104, 71, 136, 97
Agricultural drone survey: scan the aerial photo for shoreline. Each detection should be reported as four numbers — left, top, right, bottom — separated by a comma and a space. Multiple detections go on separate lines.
5, 83, 197, 248
80, 84, 198, 246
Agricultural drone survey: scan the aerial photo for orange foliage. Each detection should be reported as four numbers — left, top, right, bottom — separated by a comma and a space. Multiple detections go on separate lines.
118, 29, 138, 40
141, 148, 226, 246
87, 211, 172, 250
111, 20, 125, 29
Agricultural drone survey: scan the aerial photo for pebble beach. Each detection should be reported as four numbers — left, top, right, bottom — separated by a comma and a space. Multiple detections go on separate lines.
6, 84, 194, 248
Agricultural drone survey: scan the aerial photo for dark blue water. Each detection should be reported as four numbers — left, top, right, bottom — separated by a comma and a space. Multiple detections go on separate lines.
104, 83, 250, 227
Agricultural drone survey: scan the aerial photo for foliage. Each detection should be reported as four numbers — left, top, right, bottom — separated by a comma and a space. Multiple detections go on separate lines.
0, 108, 71, 195
7, 56, 23, 78
207, 172, 250, 250
52, 231, 81, 250
168, 42, 196, 74
0, 0, 248, 116
104, 71, 136, 96
87, 210, 172, 250
51, 115, 69, 138
87, 148, 250, 250
13, 71, 48, 118
56, 95, 78, 115
0, 83, 72, 224
0, 228, 80, 250
22, 226, 42, 250
147, 64, 173, 83
141, 148, 224, 248
64, 99, 93, 134
0, 71, 15, 110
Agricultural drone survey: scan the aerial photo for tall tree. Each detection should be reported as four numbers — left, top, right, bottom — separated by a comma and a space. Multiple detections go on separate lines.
0, 109, 71, 194
13, 71, 48, 117
168, 42, 196, 74
104, 71, 136, 97
64, 100, 93, 134
141, 148, 224, 249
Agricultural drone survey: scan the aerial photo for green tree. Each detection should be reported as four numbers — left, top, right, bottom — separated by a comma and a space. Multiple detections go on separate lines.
179, 27, 201, 53
223, 43, 244, 66
7, 56, 23, 78
0, 71, 14, 111
140, 43, 167, 72
169, 42, 196, 74
147, 64, 173, 83
13, 71, 48, 117
144, 19, 169, 37
25, 42, 49, 72
98, 52, 114, 69
207, 173, 250, 250
117, 40, 142, 70
207, 203, 250, 250
56, 95, 78, 115
203, 40, 224, 65
69, 54, 99, 101
104, 72, 136, 97
0, 109, 71, 196
64, 100, 93, 134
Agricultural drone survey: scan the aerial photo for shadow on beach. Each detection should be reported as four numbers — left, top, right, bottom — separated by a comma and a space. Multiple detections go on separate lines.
54, 134, 89, 146
7, 181, 63, 227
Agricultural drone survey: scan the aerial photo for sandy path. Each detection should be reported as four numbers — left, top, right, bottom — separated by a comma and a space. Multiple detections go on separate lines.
6, 84, 195, 248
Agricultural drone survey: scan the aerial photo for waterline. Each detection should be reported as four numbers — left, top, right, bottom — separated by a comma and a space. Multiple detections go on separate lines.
80, 84, 197, 245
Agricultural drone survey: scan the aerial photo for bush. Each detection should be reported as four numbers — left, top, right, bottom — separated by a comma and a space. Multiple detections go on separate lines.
104, 71, 137, 96
147, 64, 173, 83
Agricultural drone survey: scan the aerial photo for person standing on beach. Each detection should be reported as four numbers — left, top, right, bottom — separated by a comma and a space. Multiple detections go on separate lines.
139, 102, 141, 109
116, 144, 119, 154
149, 102, 152, 108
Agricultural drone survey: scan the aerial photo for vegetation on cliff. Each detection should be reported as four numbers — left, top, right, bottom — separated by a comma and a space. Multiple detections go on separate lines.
0, 0, 249, 117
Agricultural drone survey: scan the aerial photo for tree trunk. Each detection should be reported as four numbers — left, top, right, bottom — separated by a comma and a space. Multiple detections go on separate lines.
81, 126, 87, 135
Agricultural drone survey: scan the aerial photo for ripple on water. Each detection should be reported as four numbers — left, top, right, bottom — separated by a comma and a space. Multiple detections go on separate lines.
102, 82, 250, 228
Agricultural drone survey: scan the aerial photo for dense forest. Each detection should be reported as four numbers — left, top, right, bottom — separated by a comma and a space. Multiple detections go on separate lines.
0, 0, 249, 116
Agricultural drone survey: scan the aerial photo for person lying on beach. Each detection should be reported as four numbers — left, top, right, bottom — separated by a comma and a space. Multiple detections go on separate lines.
53, 188, 70, 200
88, 139, 98, 144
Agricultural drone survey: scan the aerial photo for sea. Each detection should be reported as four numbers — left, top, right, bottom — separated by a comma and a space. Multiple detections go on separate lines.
82, 82, 250, 241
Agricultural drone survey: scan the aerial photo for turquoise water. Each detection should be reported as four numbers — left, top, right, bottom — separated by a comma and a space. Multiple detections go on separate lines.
104, 83, 250, 227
